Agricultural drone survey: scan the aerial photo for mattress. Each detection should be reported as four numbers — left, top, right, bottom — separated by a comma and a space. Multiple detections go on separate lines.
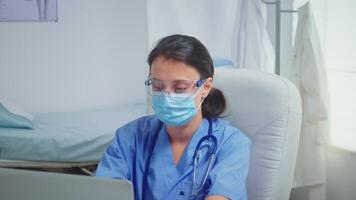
0, 103, 147, 162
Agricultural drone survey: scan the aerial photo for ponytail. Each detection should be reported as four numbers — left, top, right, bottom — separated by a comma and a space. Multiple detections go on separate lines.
202, 87, 227, 118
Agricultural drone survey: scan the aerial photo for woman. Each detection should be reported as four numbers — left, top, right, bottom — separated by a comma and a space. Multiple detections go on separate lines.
96, 34, 251, 200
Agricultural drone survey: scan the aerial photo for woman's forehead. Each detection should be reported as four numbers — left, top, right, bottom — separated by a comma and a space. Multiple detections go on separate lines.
150, 57, 200, 80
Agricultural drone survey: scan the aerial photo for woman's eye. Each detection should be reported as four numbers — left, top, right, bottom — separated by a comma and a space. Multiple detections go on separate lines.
175, 88, 187, 93
152, 86, 161, 91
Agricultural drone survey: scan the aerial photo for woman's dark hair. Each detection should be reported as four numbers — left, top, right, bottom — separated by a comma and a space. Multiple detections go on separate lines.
147, 34, 226, 118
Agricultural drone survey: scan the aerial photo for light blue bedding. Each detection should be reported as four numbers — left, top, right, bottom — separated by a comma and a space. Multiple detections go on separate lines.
0, 103, 147, 162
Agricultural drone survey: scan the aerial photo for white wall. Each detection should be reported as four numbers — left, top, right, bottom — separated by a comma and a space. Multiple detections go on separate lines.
0, 0, 148, 113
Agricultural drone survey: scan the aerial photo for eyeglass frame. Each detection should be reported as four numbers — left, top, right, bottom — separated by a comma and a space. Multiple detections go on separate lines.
144, 78, 206, 95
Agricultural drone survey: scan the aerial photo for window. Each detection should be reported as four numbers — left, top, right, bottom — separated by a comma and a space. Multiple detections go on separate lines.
324, 0, 356, 151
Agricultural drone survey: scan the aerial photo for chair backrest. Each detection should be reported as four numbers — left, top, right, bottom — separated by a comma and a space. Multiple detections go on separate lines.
214, 68, 302, 200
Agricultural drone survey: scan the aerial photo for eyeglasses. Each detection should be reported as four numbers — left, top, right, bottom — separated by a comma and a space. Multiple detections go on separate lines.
145, 78, 205, 95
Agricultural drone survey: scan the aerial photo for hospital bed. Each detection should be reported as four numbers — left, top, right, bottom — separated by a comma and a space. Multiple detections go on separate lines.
0, 103, 146, 175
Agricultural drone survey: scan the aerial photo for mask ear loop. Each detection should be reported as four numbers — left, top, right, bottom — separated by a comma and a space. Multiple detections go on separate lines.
196, 78, 211, 111
196, 83, 207, 110
197, 96, 205, 110
197, 78, 210, 110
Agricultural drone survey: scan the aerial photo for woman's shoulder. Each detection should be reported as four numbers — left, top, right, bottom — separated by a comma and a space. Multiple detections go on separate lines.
120, 115, 160, 128
114, 115, 161, 142
213, 118, 251, 147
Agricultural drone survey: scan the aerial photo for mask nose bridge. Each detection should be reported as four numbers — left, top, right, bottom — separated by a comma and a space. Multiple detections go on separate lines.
161, 90, 173, 97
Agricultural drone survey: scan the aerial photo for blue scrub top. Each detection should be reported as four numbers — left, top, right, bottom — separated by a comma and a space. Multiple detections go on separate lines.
96, 116, 251, 200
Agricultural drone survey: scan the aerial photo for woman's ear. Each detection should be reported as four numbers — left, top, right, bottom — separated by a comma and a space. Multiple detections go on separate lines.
202, 77, 213, 98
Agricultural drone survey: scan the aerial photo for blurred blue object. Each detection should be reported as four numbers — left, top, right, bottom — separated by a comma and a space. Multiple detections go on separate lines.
213, 58, 234, 68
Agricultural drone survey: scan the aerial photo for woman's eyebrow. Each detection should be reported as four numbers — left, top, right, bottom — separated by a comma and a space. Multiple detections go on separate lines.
149, 77, 161, 81
172, 79, 192, 83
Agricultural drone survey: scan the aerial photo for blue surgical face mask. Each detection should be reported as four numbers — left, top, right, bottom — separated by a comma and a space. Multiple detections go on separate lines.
151, 86, 204, 127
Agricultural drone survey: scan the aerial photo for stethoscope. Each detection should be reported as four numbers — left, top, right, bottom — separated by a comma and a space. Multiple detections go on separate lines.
142, 118, 218, 200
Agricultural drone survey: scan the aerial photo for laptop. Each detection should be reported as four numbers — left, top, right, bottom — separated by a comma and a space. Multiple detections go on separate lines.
0, 167, 134, 200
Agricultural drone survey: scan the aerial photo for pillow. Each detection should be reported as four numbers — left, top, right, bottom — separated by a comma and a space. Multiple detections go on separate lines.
0, 98, 34, 129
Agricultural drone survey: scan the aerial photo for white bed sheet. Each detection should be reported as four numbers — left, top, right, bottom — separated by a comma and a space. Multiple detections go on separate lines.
0, 103, 147, 162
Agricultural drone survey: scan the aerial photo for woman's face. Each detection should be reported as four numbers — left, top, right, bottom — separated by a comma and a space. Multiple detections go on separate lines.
150, 56, 212, 109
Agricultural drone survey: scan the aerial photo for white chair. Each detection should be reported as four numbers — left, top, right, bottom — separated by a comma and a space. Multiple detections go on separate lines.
214, 68, 302, 200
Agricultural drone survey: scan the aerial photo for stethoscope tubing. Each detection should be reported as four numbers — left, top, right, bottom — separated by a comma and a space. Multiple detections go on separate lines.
142, 118, 217, 200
